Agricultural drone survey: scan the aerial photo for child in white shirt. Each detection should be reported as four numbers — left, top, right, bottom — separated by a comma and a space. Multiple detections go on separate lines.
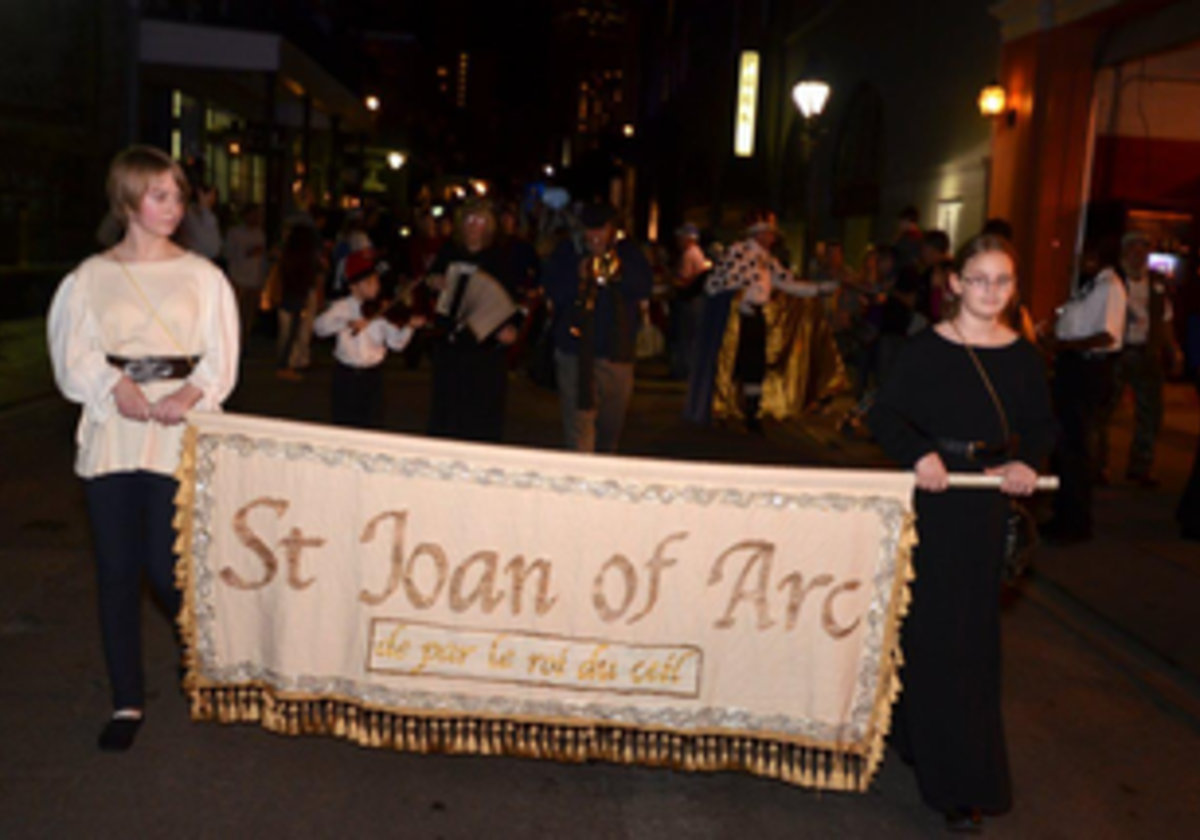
314, 251, 424, 428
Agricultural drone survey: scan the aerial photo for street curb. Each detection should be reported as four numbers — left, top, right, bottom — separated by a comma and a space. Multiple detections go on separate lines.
1023, 573, 1200, 733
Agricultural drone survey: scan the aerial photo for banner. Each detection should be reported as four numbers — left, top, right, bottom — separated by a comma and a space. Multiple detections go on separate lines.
176, 413, 915, 791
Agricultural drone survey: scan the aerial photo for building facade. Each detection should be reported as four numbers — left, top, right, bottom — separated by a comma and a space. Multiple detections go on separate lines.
0, 0, 378, 289
636, 0, 1003, 266
0, 0, 133, 274
988, 0, 1200, 317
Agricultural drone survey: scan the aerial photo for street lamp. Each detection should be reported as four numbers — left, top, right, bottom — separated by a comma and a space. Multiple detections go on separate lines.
792, 79, 831, 272
792, 80, 831, 120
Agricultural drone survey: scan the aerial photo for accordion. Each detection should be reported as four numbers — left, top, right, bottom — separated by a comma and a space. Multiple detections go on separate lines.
435, 262, 518, 342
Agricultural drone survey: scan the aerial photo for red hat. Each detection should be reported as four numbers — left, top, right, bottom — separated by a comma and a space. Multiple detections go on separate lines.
344, 249, 380, 285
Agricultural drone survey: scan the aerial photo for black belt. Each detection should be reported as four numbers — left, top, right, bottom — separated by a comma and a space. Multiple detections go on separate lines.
107, 355, 198, 384
935, 437, 1011, 462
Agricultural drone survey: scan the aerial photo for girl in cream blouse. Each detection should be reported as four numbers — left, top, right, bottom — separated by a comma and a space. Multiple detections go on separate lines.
48, 251, 239, 477
47, 146, 238, 752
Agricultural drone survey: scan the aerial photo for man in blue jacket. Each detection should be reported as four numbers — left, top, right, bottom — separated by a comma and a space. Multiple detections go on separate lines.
543, 203, 652, 453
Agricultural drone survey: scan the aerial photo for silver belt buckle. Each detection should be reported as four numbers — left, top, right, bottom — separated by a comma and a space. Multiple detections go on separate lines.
124, 358, 173, 384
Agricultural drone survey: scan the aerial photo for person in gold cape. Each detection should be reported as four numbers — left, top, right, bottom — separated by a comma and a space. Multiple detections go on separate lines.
697, 209, 844, 432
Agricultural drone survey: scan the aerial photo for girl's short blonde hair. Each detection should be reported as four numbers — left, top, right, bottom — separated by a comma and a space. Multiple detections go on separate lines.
106, 145, 190, 222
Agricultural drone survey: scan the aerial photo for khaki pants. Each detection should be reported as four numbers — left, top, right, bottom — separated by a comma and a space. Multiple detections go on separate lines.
277, 292, 316, 369
554, 351, 634, 454
1096, 344, 1163, 478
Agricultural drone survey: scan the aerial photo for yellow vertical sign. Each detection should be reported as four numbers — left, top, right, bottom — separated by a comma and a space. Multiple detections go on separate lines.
734, 51, 760, 158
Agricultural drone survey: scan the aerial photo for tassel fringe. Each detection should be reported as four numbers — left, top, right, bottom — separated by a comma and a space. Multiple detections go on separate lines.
185, 684, 872, 791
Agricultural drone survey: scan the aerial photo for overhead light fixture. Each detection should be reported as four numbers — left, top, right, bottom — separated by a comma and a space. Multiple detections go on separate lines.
622, 123, 635, 138
365, 95, 381, 112
792, 79, 831, 120
387, 151, 406, 170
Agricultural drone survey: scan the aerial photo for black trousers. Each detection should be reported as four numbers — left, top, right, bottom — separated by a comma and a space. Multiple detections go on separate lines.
734, 308, 767, 387
84, 471, 181, 710
428, 339, 508, 443
331, 361, 384, 429
1050, 351, 1116, 534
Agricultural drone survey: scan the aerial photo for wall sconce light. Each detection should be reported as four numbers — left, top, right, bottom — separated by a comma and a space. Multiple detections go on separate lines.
978, 82, 1015, 127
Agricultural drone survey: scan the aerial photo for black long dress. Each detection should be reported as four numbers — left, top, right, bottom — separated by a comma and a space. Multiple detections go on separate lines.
868, 328, 1055, 814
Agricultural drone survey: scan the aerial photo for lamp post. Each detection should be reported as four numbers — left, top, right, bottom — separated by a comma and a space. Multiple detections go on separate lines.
792, 79, 831, 272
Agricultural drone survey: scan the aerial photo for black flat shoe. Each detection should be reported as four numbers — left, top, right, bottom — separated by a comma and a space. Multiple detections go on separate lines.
98, 714, 143, 752
943, 808, 983, 834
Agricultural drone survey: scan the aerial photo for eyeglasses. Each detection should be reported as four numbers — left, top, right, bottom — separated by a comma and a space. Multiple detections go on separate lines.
960, 274, 1015, 290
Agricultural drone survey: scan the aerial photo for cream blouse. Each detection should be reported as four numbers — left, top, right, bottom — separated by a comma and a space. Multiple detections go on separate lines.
47, 253, 240, 479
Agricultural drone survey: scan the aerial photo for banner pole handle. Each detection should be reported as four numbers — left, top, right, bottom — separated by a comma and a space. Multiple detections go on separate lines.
946, 474, 1059, 491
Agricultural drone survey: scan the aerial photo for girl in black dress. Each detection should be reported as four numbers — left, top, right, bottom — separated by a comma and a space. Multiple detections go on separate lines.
869, 234, 1055, 832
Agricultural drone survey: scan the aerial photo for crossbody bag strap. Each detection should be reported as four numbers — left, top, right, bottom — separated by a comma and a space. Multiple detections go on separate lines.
112, 255, 189, 356
948, 322, 1011, 442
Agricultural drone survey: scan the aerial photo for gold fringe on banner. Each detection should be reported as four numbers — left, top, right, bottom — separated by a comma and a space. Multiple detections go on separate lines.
183, 683, 880, 792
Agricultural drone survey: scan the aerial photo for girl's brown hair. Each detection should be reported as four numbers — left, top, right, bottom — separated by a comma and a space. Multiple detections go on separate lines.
106, 146, 190, 222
